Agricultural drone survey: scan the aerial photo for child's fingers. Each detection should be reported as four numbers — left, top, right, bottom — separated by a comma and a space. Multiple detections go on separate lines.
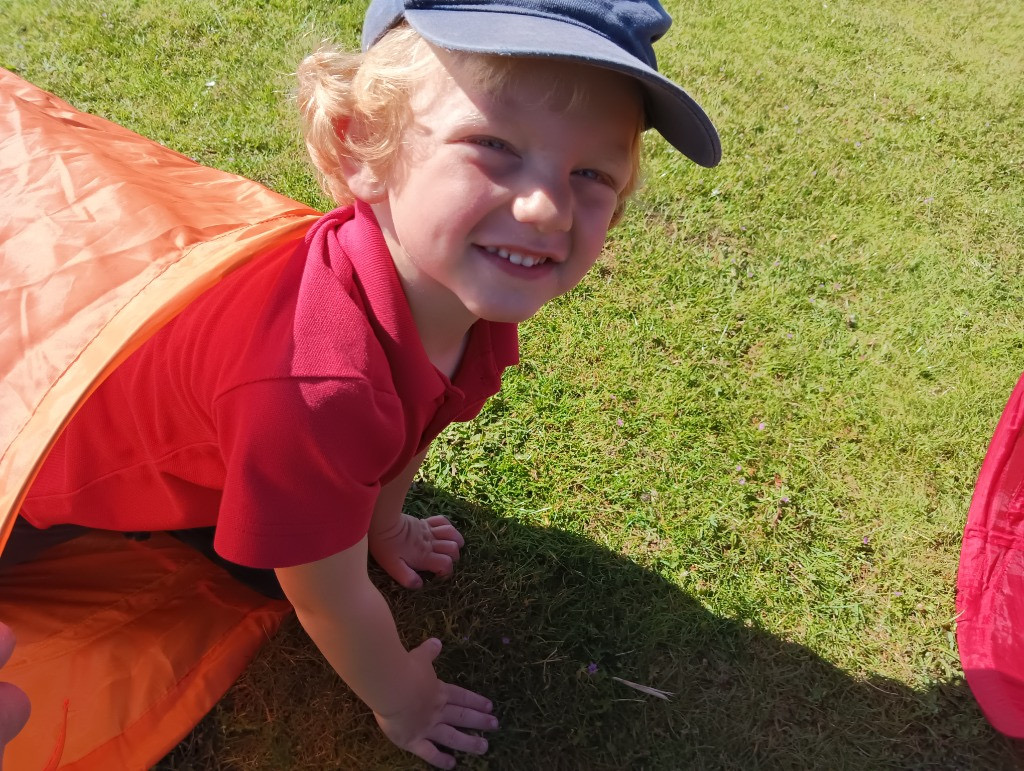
408, 637, 444, 668
442, 683, 494, 713
433, 539, 461, 561
430, 525, 465, 548
422, 552, 454, 576
440, 703, 499, 731
424, 515, 453, 527
0, 682, 31, 746
428, 724, 489, 756
408, 738, 455, 770
426, 517, 465, 547
385, 558, 423, 589
0, 625, 15, 668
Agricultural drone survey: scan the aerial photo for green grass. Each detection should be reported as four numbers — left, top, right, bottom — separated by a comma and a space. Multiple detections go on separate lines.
3, 0, 1024, 767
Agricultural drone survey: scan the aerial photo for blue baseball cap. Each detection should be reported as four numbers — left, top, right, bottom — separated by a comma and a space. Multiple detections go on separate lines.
362, 0, 721, 167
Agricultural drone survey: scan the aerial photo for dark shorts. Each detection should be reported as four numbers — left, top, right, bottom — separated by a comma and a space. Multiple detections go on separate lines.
1, 518, 283, 599
0, 517, 90, 569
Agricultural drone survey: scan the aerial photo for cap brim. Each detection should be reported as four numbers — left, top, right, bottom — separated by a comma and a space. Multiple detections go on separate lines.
404, 9, 721, 167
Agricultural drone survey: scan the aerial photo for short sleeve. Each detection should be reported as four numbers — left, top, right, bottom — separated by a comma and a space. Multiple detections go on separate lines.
212, 377, 403, 568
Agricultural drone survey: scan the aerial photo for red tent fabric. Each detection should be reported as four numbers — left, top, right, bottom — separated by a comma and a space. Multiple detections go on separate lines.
0, 68, 320, 767
957, 372, 1024, 737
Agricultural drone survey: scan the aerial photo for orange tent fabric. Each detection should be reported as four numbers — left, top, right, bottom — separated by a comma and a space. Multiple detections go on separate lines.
0, 533, 291, 769
0, 67, 319, 539
0, 68, 320, 767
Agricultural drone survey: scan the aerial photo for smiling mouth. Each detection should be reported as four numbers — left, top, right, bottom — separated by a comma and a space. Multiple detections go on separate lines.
482, 245, 550, 268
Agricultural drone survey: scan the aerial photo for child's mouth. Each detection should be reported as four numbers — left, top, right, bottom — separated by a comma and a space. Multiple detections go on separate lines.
481, 245, 549, 268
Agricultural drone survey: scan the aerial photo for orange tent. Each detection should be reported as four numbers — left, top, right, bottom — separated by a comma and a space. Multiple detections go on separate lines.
0, 68, 320, 768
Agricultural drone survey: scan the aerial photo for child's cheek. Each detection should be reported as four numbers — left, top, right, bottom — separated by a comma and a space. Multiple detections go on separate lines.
579, 186, 620, 227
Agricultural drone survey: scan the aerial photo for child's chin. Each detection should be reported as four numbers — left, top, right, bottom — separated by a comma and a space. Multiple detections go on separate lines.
477, 305, 545, 324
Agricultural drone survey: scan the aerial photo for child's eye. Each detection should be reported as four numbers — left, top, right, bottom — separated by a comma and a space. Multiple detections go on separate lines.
573, 168, 616, 188
470, 136, 513, 152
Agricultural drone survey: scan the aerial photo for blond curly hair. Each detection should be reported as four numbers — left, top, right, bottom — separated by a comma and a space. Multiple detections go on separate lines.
296, 25, 642, 223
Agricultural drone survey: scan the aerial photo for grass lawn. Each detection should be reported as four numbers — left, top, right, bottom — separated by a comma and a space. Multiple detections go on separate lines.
3, 0, 1023, 767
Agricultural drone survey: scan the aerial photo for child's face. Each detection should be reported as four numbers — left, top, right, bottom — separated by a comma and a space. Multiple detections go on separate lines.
358, 53, 642, 333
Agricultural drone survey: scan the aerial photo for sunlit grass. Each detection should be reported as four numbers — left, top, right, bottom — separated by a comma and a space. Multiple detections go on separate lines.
3, 0, 1023, 767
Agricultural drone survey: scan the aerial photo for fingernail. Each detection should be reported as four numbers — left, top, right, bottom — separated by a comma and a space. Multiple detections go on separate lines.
489, 717, 499, 729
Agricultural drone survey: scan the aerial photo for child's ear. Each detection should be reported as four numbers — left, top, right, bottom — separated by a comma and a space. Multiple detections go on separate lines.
340, 157, 387, 204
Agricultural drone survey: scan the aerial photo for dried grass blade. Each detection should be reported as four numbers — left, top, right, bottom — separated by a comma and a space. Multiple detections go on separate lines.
611, 676, 674, 700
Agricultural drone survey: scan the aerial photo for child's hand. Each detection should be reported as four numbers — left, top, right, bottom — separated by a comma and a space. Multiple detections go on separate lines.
374, 637, 497, 769
369, 513, 464, 589
0, 622, 30, 767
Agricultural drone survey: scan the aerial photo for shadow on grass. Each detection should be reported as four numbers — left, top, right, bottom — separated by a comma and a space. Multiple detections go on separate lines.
161, 484, 1021, 770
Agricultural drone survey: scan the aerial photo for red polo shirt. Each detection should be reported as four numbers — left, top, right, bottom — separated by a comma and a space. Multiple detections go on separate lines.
21, 202, 519, 568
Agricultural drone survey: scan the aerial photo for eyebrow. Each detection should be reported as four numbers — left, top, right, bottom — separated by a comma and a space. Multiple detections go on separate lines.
456, 107, 489, 127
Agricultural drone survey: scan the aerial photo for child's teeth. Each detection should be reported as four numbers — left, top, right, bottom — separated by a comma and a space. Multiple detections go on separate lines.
485, 246, 546, 267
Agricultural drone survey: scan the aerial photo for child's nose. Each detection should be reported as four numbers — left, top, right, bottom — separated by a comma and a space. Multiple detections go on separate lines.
511, 178, 572, 233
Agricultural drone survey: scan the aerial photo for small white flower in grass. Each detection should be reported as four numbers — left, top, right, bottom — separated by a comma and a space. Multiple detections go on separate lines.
205, 80, 217, 88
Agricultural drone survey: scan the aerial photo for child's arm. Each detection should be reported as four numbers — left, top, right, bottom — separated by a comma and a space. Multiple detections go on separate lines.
275, 537, 496, 769
369, 448, 465, 588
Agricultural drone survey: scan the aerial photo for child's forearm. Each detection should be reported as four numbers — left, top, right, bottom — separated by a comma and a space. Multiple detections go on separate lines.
277, 536, 495, 766
300, 586, 417, 715
275, 539, 423, 717
370, 448, 428, 538
366, 445, 465, 588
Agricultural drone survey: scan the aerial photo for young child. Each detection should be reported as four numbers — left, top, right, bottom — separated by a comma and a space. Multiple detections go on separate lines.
13, 0, 719, 766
